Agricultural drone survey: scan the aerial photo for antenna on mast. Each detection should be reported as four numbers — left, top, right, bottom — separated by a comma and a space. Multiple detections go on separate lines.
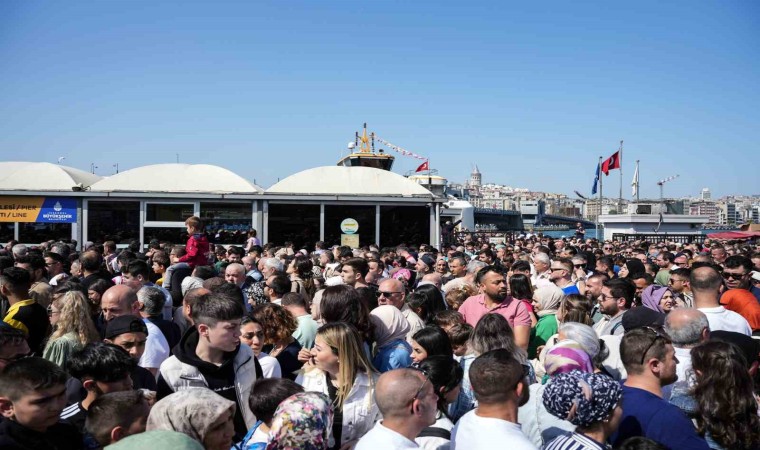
657, 174, 680, 212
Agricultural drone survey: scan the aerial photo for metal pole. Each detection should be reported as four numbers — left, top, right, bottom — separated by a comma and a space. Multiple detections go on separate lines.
618, 140, 623, 214
635, 160, 640, 203
598, 156, 603, 240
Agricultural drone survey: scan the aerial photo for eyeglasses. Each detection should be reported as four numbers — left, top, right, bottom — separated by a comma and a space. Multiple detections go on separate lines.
668, 278, 685, 284
409, 366, 431, 414
722, 272, 746, 280
603, 247, 613, 250
550, 267, 565, 272
640, 326, 668, 365
376, 291, 403, 298
574, 264, 586, 268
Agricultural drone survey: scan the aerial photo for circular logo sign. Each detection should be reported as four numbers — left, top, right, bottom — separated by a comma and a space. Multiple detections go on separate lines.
340, 218, 359, 234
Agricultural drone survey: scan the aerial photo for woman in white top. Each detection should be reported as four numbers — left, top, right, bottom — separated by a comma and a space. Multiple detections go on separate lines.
239, 315, 281, 378
296, 322, 380, 450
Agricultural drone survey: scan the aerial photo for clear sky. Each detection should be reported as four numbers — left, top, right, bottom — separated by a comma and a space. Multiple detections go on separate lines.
1, 1, 758, 200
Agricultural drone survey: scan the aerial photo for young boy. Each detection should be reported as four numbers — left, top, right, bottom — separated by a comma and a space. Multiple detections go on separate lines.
163, 217, 209, 290
0, 357, 82, 449
243, 378, 303, 449
157, 292, 261, 443
62, 342, 136, 433
447, 322, 473, 359
85, 390, 151, 448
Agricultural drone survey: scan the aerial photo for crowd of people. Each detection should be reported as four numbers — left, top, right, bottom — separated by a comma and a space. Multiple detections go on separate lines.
1, 215, 760, 450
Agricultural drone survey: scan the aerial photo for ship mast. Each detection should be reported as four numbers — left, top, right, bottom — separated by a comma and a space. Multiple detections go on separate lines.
359, 122, 371, 153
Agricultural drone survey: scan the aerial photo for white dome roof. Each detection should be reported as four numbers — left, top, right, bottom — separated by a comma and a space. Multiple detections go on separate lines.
267, 166, 434, 197
90, 164, 262, 194
0, 162, 102, 191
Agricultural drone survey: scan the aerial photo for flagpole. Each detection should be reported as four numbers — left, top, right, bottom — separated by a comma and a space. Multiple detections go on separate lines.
618, 140, 623, 215
598, 156, 603, 239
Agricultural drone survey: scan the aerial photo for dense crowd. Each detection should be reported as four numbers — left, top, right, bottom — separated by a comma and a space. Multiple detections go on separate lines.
1, 215, 760, 450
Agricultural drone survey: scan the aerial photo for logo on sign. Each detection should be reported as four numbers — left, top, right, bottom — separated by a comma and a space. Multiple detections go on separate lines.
340, 218, 359, 235
54, 201, 62, 212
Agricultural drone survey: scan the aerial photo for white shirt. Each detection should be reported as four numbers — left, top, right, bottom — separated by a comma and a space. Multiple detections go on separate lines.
451, 410, 537, 450
401, 304, 425, 342
698, 306, 752, 336
355, 421, 419, 450
415, 413, 454, 450
257, 352, 282, 378
139, 320, 170, 371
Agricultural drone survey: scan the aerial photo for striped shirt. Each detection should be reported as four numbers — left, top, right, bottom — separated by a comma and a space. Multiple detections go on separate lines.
60, 401, 87, 432
544, 432, 609, 450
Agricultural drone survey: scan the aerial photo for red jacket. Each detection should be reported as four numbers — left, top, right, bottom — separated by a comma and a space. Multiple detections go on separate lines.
178, 233, 209, 268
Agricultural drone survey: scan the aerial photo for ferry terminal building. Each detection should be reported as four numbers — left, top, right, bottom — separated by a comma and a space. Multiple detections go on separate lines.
0, 162, 444, 250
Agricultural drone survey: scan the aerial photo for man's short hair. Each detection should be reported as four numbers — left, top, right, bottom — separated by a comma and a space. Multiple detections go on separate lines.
603, 278, 635, 309
447, 323, 473, 348
669, 268, 690, 279
184, 216, 202, 230
554, 258, 573, 272
14, 254, 45, 271
658, 252, 675, 263
664, 311, 709, 347
281, 291, 308, 309
85, 391, 149, 447
210, 282, 245, 306
137, 286, 165, 317
342, 257, 369, 277
724, 255, 752, 273
263, 258, 284, 273
475, 265, 504, 284
620, 327, 672, 374
68, 343, 136, 383
80, 251, 102, 272
248, 378, 303, 425
511, 260, 531, 273
597, 256, 614, 270
469, 348, 524, 404
44, 251, 65, 265
152, 251, 170, 268
227, 246, 244, 257
533, 253, 551, 265
0, 267, 31, 295
0, 357, 67, 401
690, 265, 723, 291
631, 272, 653, 284
466, 260, 488, 276
126, 260, 151, 280
172, 246, 187, 258
192, 265, 216, 280
267, 273, 292, 297
191, 292, 244, 327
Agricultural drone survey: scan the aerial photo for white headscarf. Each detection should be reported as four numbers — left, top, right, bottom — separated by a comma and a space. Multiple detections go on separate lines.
533, 284, 565, 318
369, 305, 410, 348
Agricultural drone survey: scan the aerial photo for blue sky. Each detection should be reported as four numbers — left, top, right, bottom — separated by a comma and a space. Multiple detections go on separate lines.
1, 1, 758, 199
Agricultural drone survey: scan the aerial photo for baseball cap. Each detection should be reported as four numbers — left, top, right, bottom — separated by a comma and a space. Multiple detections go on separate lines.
105, 315, 149, 340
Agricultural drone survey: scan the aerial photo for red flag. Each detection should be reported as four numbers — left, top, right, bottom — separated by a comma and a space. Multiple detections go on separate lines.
601, 151, 621, 175
415, 160, 429, 172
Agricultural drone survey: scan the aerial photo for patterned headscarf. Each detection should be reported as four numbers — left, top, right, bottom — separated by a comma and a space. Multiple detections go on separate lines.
641, 285, 671, 313
370, 304, 410, 348
544, 339, 594, 376
266, 392, 334, 450
146, 388, 235, 445
542, 371, 622, 428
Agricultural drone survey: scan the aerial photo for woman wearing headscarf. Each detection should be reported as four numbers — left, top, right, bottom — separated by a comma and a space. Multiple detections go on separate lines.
641, 285, 675, 314
369, 305, 412, 372
519, 340, 596, 448
266, 392, 334, 450
528, 284, 565, 359
542, 371, 623, 450
147, 388, 236, 450
107, 430, 204, 450
618, 259, 646, 279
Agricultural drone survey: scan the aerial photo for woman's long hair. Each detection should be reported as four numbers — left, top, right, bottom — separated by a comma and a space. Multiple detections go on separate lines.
691, 341, 760, 449
317, 322, 376, 410
320, 285, 374, 343
412, 326, 453, 358
416, 355, 463, 417
291, 254, 316, 299
49, 291, 99, 345
508, 274, 533, 300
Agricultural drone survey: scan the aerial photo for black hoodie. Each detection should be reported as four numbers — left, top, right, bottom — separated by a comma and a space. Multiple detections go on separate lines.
156, 326, 248, 440
0, 418, 82, 450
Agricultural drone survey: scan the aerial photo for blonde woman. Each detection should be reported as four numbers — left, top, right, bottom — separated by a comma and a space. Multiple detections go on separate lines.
296, 322, 380, 450
43, 290, 99, 368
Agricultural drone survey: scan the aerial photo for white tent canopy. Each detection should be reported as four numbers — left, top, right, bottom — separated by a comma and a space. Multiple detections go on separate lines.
267, 166, 434, 197
90, 164, 263, 194
0, 162, 102, 192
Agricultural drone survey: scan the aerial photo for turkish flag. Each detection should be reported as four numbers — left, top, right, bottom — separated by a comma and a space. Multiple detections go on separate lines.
601, 151, 621, 175
415, 160, 429, 172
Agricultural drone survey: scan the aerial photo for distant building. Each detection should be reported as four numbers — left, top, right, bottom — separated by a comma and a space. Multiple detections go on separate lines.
689, 200, 718, 224
469, 165, 482, 188
700, 188, 711, 201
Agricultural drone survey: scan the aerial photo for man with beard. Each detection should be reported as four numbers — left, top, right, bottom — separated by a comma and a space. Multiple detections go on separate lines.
585, 273, 608, 323
451, 349, 534, 450
593, 278, 633, 337
611, 328, 709, 450
459, 266, 531, 350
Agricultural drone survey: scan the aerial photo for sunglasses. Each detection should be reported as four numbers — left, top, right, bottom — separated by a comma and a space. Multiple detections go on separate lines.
722, 272, 746, 280
640, 326, 669, 365
376, 291, 403, 298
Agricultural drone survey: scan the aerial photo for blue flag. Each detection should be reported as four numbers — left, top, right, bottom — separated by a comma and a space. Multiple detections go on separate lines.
591, 162, 600, 195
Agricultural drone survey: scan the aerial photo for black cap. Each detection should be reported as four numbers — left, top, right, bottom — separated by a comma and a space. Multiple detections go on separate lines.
105, 315, 148, 340
622, 307, 665, 332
